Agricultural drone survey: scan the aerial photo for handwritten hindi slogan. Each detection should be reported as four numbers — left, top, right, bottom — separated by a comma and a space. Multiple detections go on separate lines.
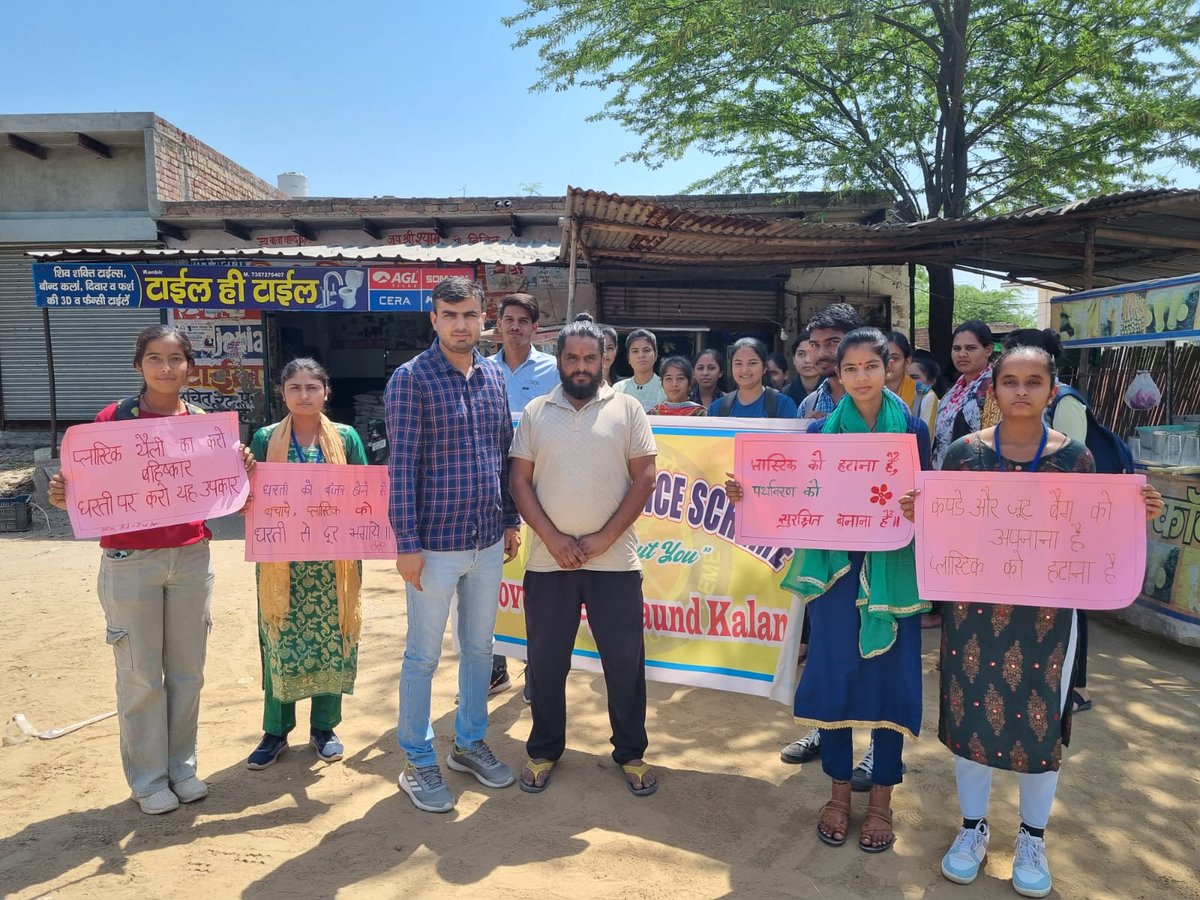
245, 463, 396, 562
60, 412, 248, 538
732, 433, 919, 550
915, 471, 1147, 609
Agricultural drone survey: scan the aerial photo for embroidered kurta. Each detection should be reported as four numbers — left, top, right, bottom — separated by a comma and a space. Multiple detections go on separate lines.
937, 434, 1094, 773
250, 423, 367, 703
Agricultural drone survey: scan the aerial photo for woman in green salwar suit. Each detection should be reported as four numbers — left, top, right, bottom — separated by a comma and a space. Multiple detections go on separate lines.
246, 358, 367, 770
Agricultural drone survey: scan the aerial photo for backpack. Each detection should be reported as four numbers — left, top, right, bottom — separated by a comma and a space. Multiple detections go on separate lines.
1048, 384, 1134, 474
718, 387, 782, 418
113, 396, 206, 420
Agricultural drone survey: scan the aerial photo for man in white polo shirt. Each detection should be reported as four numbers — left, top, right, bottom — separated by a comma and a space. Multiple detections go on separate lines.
508, 314, 659, 796
489, 292, 559, 693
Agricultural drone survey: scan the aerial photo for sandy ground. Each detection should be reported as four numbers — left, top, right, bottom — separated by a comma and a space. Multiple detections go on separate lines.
1, 511, 1198, 900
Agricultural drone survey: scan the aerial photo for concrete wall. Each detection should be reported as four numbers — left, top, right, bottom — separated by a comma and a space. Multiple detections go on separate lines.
152, 118, 287, 203
0, 144, 149, 213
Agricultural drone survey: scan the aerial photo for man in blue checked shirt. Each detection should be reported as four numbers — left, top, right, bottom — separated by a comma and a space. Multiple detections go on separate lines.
487, 292, 559, 694
385, 275, 522, 814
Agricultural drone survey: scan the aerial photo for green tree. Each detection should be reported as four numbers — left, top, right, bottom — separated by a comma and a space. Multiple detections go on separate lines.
913, 268, 1036, 330
506, 0, 1200, 358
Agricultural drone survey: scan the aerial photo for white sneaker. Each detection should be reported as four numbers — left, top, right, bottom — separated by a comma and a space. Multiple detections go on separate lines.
171, 777, 208, 804
136, 787, 180, 815
940, 820, 989, 884
1012, 828, 1053, 898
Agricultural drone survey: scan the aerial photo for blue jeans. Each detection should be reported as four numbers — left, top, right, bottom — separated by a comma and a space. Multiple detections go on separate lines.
397, 540, 503, 768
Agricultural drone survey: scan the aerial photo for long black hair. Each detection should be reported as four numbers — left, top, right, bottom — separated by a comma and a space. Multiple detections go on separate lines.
132, 325, 194, 397
835, 327, 890, 367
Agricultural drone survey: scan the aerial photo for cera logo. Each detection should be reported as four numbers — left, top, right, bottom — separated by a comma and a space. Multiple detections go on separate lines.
370, 269, 421, 288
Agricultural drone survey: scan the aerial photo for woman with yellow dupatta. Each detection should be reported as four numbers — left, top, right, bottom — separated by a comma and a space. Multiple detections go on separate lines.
246, 358, 368, 770
728, 328, 930, 853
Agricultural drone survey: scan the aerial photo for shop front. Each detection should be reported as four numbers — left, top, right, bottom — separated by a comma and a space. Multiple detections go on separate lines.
1054, 272, 1200, 647
29, 255, 553, 452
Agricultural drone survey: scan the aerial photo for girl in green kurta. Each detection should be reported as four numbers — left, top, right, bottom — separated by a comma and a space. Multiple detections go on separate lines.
246, 358, 368, 770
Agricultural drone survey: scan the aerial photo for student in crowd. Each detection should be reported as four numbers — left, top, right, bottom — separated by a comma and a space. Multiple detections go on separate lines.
765, 352, 789, 390
932, 320, 998, 469
783, 330, 821, 404
1002, 328, 1093, 713
709, 337, 798, 418
488, 294, 560, 695
600, 323, 620, 386
648, 356, 707, 416
47, 325, 255, 815
690, 348, 726, 408
901, 344, 1162, 896
509, 316, 659, 795
246, 358, 368, 770
727, 327, 930, 853
798, 304, 863, 418
885, 331, 938, 433
613, 328, 666, 411
908, 352, 942, 396
385, 276, 522, 814
927, 320, 999, 629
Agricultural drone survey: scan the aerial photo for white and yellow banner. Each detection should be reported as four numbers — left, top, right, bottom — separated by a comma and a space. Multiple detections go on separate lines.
494, 418, 806, 701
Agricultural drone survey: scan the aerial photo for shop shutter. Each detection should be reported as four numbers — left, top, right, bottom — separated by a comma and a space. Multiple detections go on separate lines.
598, 283, 782, 328
0, 248, 159, 422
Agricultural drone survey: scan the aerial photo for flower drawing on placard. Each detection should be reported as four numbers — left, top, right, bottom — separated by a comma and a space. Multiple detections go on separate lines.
869, 483, 893, 505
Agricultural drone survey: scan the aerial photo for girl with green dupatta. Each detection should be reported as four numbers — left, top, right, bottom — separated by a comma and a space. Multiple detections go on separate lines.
246, 358, 368, 771
728, 327, 930, 854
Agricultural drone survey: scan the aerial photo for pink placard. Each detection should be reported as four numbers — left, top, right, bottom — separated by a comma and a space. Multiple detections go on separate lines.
733, 433, 919, 550
60, 412, 248, 539
915, 471, 1147, 609
245, 462, 396, 562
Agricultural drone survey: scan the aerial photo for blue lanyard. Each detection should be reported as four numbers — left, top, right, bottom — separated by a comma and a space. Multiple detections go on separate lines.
993, 424, 1047, 472
290, 430, 324, 463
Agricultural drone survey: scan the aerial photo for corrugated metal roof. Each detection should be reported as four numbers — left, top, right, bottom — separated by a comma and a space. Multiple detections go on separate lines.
563, 186, 1200, 289
30, 240, 561, 266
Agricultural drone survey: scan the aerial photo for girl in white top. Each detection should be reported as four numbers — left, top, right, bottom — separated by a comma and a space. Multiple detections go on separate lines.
613, 328, 666, 411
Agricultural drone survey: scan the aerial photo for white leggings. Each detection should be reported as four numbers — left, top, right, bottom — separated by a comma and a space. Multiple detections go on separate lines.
954, 614, 1078, 830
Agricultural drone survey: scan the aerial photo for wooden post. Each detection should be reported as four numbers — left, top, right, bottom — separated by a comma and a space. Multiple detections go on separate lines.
42, 308, 58, 458
566, 218, 578, 322
1078, 226, 1095, 385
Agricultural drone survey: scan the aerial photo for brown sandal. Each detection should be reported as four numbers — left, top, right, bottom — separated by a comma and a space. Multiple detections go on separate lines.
859, 803, 895, 853
817, 798, 852, 846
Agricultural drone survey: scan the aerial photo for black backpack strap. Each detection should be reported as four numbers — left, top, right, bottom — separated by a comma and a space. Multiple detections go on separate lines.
764, 387, 780, 418
718, 392, 737, 417
113, 395, 205, 420
113, 396, 141, 420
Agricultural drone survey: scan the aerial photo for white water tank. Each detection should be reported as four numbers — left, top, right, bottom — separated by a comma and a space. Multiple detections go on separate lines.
277, 172, 309, 197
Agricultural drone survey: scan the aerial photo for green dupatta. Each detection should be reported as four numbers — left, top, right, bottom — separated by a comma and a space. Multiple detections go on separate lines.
779, 391, 929, 658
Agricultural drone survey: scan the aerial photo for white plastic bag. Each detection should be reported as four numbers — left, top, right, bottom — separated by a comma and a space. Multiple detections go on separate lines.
1124, 370, 1162, 410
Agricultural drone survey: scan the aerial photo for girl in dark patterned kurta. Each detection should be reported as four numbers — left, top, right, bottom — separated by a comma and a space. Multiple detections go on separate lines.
246, 358, 368, 771
903, 345, 1163, 898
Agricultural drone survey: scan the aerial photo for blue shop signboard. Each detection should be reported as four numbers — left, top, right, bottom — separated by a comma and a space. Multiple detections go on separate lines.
31, 261, 476, 312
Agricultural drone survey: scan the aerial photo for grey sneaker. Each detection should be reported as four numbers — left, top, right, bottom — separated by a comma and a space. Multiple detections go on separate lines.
398, 763, 455, 813
850, 742, 908, 791
780, 728, 821, 764
446, 741, 515, 788
135, 787, 180, 815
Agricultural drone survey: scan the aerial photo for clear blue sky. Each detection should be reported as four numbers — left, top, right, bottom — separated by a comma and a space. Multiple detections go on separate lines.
3, 0, 721, 198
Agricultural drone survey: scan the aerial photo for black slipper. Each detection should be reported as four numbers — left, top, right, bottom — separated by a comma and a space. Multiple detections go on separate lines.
1071, 689, 1093, 712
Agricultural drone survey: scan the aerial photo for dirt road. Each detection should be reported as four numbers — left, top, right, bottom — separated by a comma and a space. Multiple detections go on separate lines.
1, 514, 1197, 899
